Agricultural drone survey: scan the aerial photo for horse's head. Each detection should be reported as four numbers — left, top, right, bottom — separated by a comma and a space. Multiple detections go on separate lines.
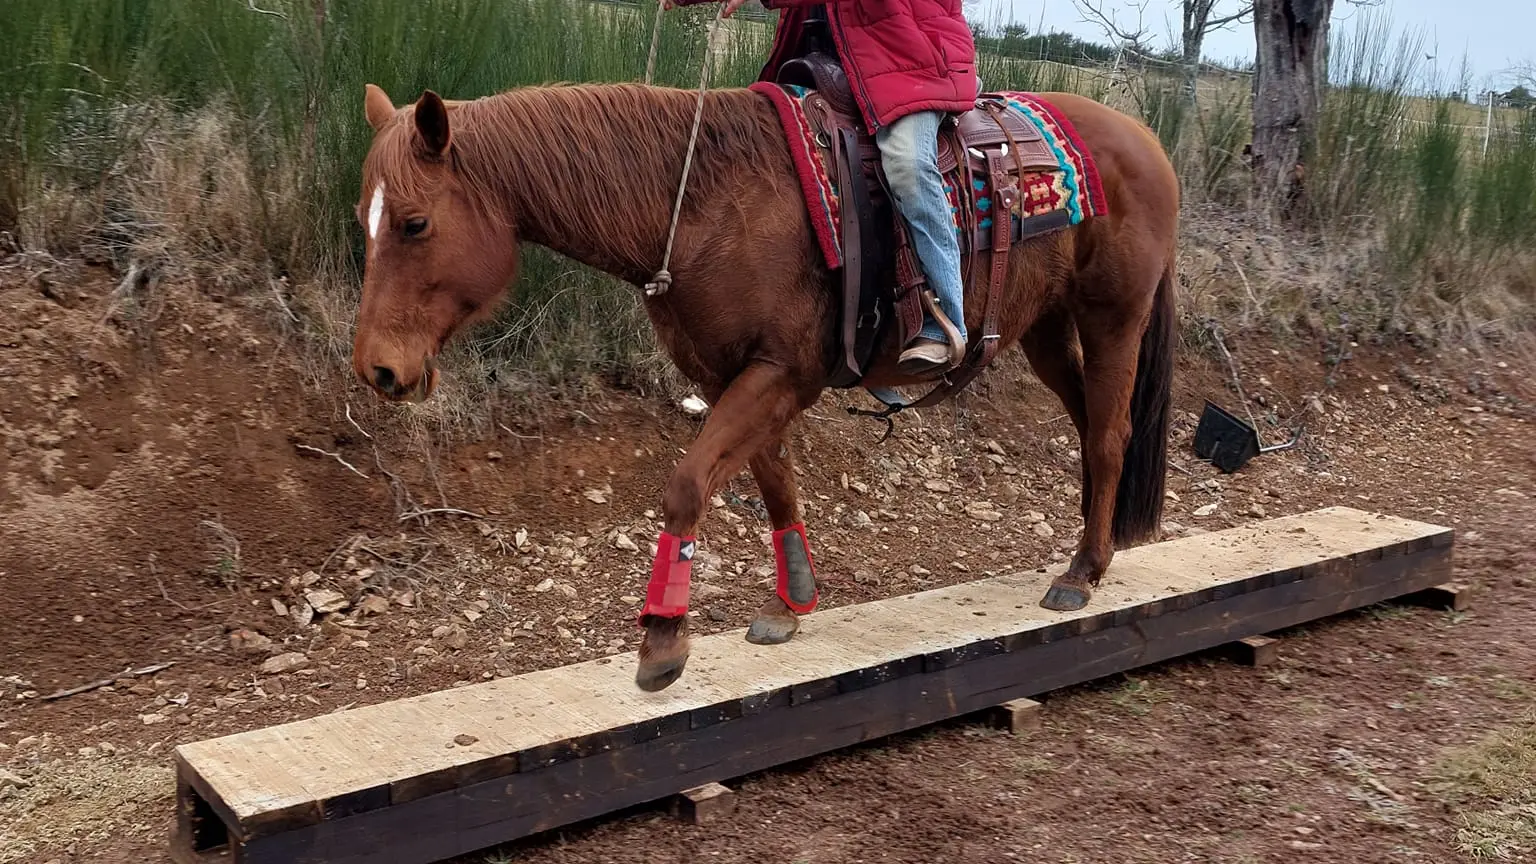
351, 84, 519, 402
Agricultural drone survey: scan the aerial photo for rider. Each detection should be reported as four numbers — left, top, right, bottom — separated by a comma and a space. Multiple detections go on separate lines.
670, 0, 978, 375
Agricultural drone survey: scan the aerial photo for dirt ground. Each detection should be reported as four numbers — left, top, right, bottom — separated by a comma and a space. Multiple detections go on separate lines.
1, 261, 1534, 864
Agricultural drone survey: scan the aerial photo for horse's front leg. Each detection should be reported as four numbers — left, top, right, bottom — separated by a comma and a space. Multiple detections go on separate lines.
744, 435, 819, 645
636, 362, 803, 692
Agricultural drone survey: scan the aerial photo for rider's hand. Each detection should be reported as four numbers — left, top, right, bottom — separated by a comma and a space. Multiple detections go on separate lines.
663, 0, 750, 15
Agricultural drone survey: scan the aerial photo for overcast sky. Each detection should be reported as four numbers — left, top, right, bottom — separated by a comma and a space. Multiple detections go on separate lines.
973, 0, 1533, 90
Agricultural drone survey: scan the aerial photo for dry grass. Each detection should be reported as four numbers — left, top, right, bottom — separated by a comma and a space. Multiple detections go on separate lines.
4, 0, 1533, 440
1431, 712, 1536, 860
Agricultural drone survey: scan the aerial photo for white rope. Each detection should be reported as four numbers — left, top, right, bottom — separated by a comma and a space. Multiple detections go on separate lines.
643, 3, 726, 297
643, 0, 667, 85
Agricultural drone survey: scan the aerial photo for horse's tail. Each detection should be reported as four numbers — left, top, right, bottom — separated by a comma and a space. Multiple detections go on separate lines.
1112, 258, 1176, 547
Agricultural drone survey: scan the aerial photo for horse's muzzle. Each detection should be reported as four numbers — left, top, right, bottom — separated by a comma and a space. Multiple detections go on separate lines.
365, 358, 437, 403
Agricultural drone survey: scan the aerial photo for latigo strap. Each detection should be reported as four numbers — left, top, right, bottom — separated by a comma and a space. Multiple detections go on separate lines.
640, 532, 695, 619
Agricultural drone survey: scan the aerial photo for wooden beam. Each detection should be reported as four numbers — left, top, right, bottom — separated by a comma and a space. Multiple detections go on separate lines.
1231, 635, 1281, 667
1404, 581, 1472, 612
988, 697, 1043, 733
670, 782, 735, 825
171, 507, 1452, 864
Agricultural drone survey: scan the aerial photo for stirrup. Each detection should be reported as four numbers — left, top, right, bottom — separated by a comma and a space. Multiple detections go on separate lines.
917, 289, 967, 367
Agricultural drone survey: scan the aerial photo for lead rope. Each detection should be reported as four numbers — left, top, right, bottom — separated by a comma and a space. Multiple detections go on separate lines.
642, 2, 727, 297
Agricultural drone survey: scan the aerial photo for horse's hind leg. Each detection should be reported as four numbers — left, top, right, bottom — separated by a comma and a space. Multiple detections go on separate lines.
1040, 273, 1159, 612
1019, 307, 1092, 522
636, 362, 803, 692
743, 434, 818, 645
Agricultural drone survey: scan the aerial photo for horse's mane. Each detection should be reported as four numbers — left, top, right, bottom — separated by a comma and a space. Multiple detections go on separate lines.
363, 83, 786, 274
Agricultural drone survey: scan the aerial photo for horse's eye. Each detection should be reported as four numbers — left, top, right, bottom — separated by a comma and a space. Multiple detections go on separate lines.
403, 217, 429, 238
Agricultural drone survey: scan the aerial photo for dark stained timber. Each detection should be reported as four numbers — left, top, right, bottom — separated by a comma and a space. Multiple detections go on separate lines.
171, 507, 1453, 864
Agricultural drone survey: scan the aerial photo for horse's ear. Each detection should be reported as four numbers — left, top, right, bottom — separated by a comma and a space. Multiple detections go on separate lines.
364, 83, 395, 132
413, 90, 451, 157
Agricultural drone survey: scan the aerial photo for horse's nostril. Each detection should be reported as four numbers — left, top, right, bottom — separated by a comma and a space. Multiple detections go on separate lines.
372, 365, 398, 393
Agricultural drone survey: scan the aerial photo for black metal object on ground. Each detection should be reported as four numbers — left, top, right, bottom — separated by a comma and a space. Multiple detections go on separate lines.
1193, 400, 1302, 473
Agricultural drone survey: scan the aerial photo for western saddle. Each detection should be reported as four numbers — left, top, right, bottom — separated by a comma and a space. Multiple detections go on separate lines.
775, 41, 1065, 414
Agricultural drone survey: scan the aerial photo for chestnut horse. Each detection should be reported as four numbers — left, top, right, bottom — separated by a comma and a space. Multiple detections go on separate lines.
351, 81, 1178, 692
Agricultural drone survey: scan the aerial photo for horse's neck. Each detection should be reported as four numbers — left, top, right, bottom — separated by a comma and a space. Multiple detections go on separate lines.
458, 86, 699, 285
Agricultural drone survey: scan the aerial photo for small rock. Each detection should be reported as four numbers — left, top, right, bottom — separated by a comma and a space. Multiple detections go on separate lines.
986, 440, 1006, 456
1193, 503, 1219, 517
1026, 510, 1046, 523
849, 510, 874, 529
1243, 503, 1267, 518
583, 487, 610, 504
1492, 488, 1527, 499
291, 600, 314, 628
531, 578, 555, 593
434, 625, 468, 650
680, 395, 710, 416
694, 583, 727, 600
453, 734, 479, 747
614, 533, 639, 552
1164, 490, 1181, 502
462, 609, 483, 623
965, 502, 1004, 522
1032, 521, 1055, 538
706, 607, 729, 623
909, 565, 931, 576
924, 479, 952, 493
620, 595, 641, 604
1288, 841, 1325, 851
261, 652, 310, 675
392, 589, 416, 608
229, 629, 273, 654
486, 451, 503, 462
1162, 521, 1187, 535
305, 589, 350, 615
139, 713, 168, 726
0, 769, 29, 789
555, 583, 578, 599
270, 598, 288, 618
358, 595, 390, 617
854, 570, 880, 585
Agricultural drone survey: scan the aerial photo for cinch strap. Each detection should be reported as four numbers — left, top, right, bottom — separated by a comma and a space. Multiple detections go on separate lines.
773, 522, 819, 615
641, 532, 695, 619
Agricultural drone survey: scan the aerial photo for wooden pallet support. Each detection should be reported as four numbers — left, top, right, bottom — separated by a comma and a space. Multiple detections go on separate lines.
670, 782, 736, 825
1231, 635, 1281, 667
988, 697, 1043, 734
1404, 581, 1472, 612
170, 507, 1452, 864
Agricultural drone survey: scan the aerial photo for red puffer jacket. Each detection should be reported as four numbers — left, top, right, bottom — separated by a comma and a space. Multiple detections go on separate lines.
686, 0, 978, 132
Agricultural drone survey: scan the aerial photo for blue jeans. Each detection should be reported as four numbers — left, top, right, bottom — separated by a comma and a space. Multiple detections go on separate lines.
876, 110, 966, 346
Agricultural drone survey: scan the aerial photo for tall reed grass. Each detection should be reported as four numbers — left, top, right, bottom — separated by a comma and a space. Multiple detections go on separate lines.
1, 0, 772, 410
2, 0, 1533, 415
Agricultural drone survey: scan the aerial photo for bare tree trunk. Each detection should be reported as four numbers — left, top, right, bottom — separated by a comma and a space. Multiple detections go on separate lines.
1181, 1, 1252, 108
1251, 0, 1332, 220
1181, 2, 1206, 106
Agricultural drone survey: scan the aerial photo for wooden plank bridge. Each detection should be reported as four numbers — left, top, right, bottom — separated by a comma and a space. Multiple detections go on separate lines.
172, 506, 1455, 864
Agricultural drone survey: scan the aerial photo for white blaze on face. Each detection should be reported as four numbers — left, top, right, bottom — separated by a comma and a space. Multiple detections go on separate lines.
367, 183, 386, 241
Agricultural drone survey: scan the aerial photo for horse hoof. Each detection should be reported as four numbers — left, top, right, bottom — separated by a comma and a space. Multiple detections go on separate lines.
746, 612, 799, 645
635, 655, 688, 692
636, 614, 690, 692
1040, 583, 1091, 612
745, 597, 799, 645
